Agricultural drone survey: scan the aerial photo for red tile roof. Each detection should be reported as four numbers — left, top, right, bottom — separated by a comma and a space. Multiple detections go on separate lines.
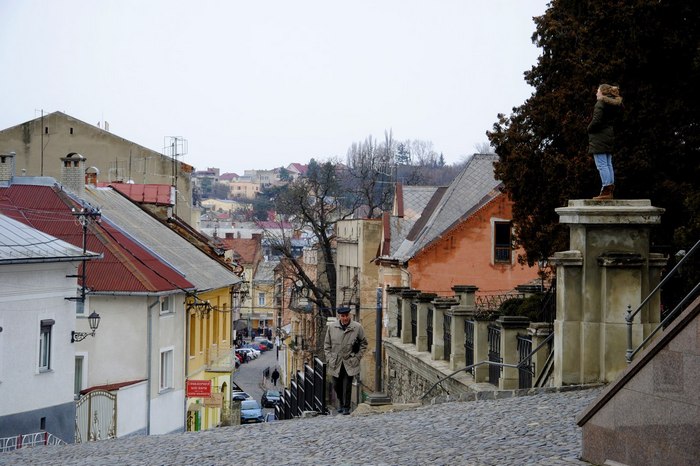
0, 184, 193, 293
97, 182, 173, 206
222, 236, 261, 265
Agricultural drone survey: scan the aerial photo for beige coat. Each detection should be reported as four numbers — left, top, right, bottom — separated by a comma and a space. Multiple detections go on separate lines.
323, 319, 368, 377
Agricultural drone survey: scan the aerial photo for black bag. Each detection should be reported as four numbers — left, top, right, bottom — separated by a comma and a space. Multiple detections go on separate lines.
351, 336, 361, 354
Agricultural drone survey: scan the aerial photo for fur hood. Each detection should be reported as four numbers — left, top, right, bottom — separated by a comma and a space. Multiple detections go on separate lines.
600, 94, 623, 106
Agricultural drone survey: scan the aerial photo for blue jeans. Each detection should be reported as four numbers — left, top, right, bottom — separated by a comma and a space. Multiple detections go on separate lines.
593, 153, 614, 186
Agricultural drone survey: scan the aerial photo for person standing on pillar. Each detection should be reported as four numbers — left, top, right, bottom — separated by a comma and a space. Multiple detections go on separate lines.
588, 83, 623, 200
324, 307, 368, 415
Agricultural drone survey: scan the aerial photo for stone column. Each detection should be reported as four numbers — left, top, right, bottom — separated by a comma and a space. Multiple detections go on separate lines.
415, 293, 436, 352
472, 316, 491, 382
446, 286, 478, 371
528, 322, 553, 384
497, 316, 530, 389
385, 286, 408, 338
553, 199, 665, 385
399, 289, 419, 344
430, 299, 452, 361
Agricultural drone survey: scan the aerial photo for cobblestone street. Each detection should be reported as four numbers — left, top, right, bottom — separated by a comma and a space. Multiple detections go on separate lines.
0, 387, 601, 466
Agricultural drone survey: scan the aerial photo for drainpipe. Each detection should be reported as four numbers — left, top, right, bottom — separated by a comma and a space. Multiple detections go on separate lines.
146, 297, 160, 435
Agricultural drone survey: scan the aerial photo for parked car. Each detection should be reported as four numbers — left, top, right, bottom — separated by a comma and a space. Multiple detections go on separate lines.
237, 347, 259, 359
232, 391, 251, 401
261, 389, 281, 408
254, 337, 274, 349
243, 343, 267, 356
244, 342, 266, 352
240, 400, 264, 423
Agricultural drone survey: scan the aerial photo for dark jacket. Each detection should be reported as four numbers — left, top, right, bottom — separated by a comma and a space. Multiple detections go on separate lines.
587, 95, 623, 154
323, 319, 368, 377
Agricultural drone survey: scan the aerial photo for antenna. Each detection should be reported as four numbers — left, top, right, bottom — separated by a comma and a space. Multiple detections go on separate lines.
164, 136, 188, 216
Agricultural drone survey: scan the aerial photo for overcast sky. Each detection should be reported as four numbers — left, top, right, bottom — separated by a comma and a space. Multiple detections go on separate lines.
1, 1, 549, 175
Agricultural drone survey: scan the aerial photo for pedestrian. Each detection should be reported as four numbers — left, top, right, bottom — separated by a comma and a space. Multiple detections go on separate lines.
271, 368, 279, 386
587, 83, 623, 200
323, 307, 368, 415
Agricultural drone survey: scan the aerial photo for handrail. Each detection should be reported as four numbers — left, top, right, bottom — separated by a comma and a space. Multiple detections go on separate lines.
625, 238, 700, 363
421, 332, 554, 400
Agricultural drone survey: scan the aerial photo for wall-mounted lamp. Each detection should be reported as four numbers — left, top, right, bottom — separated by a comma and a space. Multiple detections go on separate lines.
71, 311, 101, 343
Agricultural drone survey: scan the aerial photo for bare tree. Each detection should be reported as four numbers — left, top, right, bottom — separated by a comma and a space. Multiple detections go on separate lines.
344, 131, 395, 218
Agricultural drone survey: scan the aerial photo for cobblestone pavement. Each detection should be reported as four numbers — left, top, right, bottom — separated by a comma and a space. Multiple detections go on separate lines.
0, 387, 601, 466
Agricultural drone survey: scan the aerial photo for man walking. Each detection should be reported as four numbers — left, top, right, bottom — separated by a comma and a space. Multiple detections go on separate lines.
323, 307, 368, 415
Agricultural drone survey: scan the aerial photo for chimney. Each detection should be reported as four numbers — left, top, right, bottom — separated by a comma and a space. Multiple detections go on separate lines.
0, 151, 16, 186
60, 152, 87, 197
85, 166, 100, 186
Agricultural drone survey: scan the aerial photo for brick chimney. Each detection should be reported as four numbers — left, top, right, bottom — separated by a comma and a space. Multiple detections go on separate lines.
0, 151, 16, 186
60, 152, 86, 197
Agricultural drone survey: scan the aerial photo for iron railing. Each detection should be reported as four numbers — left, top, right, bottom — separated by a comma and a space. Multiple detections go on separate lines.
517, 334, 533, 389
276, 358, 327, 420
626, 239, 700, 363
443, 314, 452, 362
427, 308, 433, 352
487, 325, 502, 385
0, 431, 66, 452
464, 320, 474, 373
410, 302, 417, 344
421, 333, 554, 400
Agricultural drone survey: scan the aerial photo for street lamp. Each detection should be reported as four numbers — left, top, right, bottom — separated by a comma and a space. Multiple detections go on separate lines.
71, 311, 101, 343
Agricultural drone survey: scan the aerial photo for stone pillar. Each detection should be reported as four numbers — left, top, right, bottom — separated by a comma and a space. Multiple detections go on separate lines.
497, 316, 530, 389
528, 322, 553, 385
0, 151, 16, 186
415, 293, 436, 352
472, 317, 491, 382
446, 286, 478, 371
399, 290, 419, 344
431, 299, 452, 361
553, 199, 665, 386
385, 287, 408, 338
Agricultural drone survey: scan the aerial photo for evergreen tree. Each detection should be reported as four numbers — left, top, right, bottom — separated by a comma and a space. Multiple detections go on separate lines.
488, 0, 700, 269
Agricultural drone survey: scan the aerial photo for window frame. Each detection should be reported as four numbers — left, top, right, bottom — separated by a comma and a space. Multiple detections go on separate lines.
159, 347, 174, 392
493, 220, 513, 264
39, 319, 55, 372
258, 292, 266, 307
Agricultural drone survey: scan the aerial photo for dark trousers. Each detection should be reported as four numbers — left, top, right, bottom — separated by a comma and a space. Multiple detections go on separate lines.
333, 364, 353, 409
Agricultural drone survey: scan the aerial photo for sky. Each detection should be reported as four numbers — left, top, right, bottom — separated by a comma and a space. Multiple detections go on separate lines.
0, 1, 549, 175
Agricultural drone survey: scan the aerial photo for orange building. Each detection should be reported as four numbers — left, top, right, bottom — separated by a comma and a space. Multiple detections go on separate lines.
377, 154, 538, 298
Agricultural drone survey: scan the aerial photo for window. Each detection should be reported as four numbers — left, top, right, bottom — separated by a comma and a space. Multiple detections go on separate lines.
258, 293, 266, 306
39, 319, 55, 372
74, 356, 84, 398
494, 221, 512, 263
160, 348, 173, 391
160, 296, 173, 315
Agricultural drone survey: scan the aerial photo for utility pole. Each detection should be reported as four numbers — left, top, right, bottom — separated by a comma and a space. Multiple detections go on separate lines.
366, 287, 391, 406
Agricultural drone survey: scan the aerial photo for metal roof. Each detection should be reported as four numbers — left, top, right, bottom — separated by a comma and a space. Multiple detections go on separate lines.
82, 186, 239, 291
0, 183, 194, 294
0, 213, 100, 264
393, 154, 502, 261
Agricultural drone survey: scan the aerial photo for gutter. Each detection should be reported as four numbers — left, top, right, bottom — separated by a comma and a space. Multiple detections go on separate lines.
0, 253, 103, 265
146, 297, 160, 435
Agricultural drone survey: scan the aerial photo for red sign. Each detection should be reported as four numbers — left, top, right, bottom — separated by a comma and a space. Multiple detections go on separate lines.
186, 379, 212, 398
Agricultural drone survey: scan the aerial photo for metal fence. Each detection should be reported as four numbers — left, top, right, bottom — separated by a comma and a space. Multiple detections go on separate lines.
427, 308, 433, 352
0, 431, 66, 452
517, 334, 533, 389
443, 314, 452, 362
410, 302, 417, 344
488, 324, 502, 385
464, 320, 474, 373
277, 357, 327, 420
396, 299, 402, 338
